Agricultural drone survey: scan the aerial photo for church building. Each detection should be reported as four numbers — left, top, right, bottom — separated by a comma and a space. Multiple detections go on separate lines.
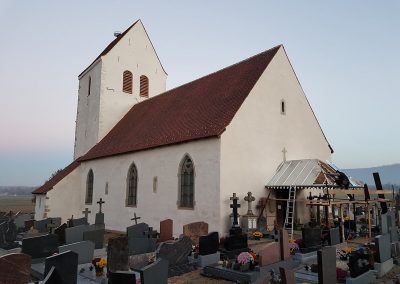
33, 20, 334, 235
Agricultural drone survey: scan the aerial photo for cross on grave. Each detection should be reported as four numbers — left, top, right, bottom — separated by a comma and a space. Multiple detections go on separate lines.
67, 215, 74, 227
97, 198, 105, 213
47, 220, 57, 234
230, 193, 241, 227
244, 192, 255, 215
282, 147, 287, 162
131, 213, 141, 225
82, 208, 91, 219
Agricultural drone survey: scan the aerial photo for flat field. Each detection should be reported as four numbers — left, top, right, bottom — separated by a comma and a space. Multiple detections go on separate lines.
0, 195, 35, 213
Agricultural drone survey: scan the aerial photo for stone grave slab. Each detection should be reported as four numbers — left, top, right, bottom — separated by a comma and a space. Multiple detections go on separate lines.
345, 269, 375, 284
129, 252, 156, 269
199, 231, 219, 255
159, 219, 173, 242
374, 257, 393, 278
44, 250, 78, 284
301, 227, 321, 253
279, 229, 290, 260
65, 224, 95, 244
198, 251, 220, 267
183, 221, 208, 244
95, 212, 104, 226
83, 228, 105, 249
70, 217, 88, 227
34, 219, 51, 233
279, 267, 295, 284
127, 222, 149, 238
108, 270, 137, 284
14, 214, 32, 229
203, 264, 260, 283
108, 236, 129, 272
128, 237, 157, 255
138, 258, 168, 284
317, 246, 336, 284
376, 234, 391, 263
22, 234, 58, 259
54, 223, 67, 245
380, 213, 388, 234
0, 253, 31, 284
59, 240, 94, 264
259, 241, 280, 266
329, 227, 341, 246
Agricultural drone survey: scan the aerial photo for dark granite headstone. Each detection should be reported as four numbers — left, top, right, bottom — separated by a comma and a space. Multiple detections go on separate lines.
0, 253, 31, 283
127, 223, 149, 238
59, 240, 94, 264
376, 234, 391, 263
317, 246, 336, 284
70, 217, 88, 227
108, 271, 136, 284
348, 247, 371, 278
42, 266, 62, 283
65, 224, 96, 244
54, 223, 67, 245
183, 221, 208, 245
95, 212, 104, 227
5, 220, 17, 243
0, 222, 7, 247
128, 237, 157, 255
44, 250, 78, 284
160, 219, 173, 242
22, 234, 59, 259
83, 228, 104, 249
199, 232, 219, 255
107, 236, 129, 272
157, 236, 195, 277
224, 234, 248, 251
138, 258, 168, 284
301, 227, 321, 252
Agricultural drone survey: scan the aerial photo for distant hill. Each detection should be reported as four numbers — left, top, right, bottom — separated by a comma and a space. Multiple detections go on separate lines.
0, 186, 37, 196
343, 163, 400, 187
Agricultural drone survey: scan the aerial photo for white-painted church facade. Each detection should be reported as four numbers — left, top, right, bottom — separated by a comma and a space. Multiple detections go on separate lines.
33, 20, 332, 235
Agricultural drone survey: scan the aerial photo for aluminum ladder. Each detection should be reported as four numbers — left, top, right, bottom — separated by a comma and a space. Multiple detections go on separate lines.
284, 186, 297, 240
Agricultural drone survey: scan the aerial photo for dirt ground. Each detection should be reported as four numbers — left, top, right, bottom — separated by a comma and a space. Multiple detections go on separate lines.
168, 269, 234, 284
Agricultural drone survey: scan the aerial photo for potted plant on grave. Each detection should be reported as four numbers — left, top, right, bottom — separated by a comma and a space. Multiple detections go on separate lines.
237, 252, 254, 272
92, 257, 107, 277
253, 230, 263, 240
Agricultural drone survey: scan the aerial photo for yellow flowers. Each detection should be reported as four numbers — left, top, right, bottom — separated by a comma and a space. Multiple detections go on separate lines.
253, 231, 263, 238
95, 258, 107, 269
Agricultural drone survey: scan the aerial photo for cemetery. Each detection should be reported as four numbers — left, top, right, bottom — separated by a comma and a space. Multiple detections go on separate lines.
1, 172, 400, 283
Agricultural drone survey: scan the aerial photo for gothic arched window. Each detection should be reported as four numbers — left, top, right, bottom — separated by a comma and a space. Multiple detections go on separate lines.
126, 163, 138, 206
140, 75, 149, 97
281, 99, 286, 115
123, 70, 133, 94
178, 155, 194, 208
85, 169, 94, 204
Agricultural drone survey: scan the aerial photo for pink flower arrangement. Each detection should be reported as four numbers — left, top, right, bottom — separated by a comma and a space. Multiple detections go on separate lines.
237, 252, 254, 264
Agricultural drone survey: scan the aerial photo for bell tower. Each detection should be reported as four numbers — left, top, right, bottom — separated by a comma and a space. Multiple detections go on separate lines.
73, 20, 167, 159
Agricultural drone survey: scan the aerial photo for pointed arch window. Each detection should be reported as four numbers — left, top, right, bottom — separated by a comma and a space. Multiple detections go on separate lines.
85, 169, 94, 204
123, 70, 133, 94
140, 75, 149, 97
126, 163, 138, 206
281, 99, 286, 115
178, 155, 194, 208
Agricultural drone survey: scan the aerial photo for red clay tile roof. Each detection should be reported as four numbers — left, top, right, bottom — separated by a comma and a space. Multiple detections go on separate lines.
81, 45, 281, 161
32, 161, 80, 194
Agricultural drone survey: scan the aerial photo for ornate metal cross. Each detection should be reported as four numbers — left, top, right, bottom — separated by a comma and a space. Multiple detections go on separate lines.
82, 208, 91, 219
230, 193, 241, 227
244, 191, 255, 215
97, 198, 105, 213
131, 213, 141, 225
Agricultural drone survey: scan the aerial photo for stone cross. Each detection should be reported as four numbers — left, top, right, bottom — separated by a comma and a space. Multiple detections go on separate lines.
131, 213, 141, 225
97, 198, 105, 213
282, 147, 287, 162
47, 220, 57, 234
230, 193, 241, 227
67, 215, 74, 227
244, 191, 255, 215
82, 208, 91, 219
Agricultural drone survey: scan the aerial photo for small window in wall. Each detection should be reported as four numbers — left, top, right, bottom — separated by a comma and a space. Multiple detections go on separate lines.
178, 154, 195, 209
105, 182, 109, 195
153, 176, 158, 193
126, 163, 138, 206
85, 169, 94, 204
88, 76, 91, 96
123, 70, 133, 94
140, 75, 149, 97
281, 99, 286, 115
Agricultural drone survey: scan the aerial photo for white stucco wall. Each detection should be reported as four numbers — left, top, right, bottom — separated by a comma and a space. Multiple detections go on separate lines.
74, 138, 220, 235
45, 167, 83, 222
74, 20, 167, 159
219, 46, 332, 232
34, 194, 46, 220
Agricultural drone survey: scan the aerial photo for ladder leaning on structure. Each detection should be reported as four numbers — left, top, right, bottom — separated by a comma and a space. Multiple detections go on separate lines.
284, 186, 297, 240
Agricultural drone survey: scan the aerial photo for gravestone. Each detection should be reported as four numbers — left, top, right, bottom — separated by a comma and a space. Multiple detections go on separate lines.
317, 246, 336, 284
157, 236, 195, 277
380, 213, 388, 234
138, 258, 168, 284
159, 219, 173, 242
34, 218, 61, 233
65, 224, 96, 244
54, 223, 67, 245
127, 223, 149, 238
279, 229, 290, 260
348, 247, 371, 278
44, 250, 78, 284
328, 227, 341, 246
83, 228, 105, 249
5, 219, 17, 243
95, 198, 105, 228
183, 221, 208, 245
375, 234, 391, 263
70, 217, 88, 227
42, 266, 62, 283
199, 232, 219, 255
59, 240, 94, 264
128, 237, 157, 255
0, 253, 31, 284
0, 222, 6, 247
24, 219, 35, 231
22, 234, 58, 259
14, 214, 32, 230
279, 267, 295, 284
259, 242, 280, 266
301, 227, 321, 252
108, 271, 136, 284
107, 236, 129, 272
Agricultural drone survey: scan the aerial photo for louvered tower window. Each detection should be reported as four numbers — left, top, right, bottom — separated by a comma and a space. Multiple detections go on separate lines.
140, 75, 149, 97
123, 70, 133, 94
